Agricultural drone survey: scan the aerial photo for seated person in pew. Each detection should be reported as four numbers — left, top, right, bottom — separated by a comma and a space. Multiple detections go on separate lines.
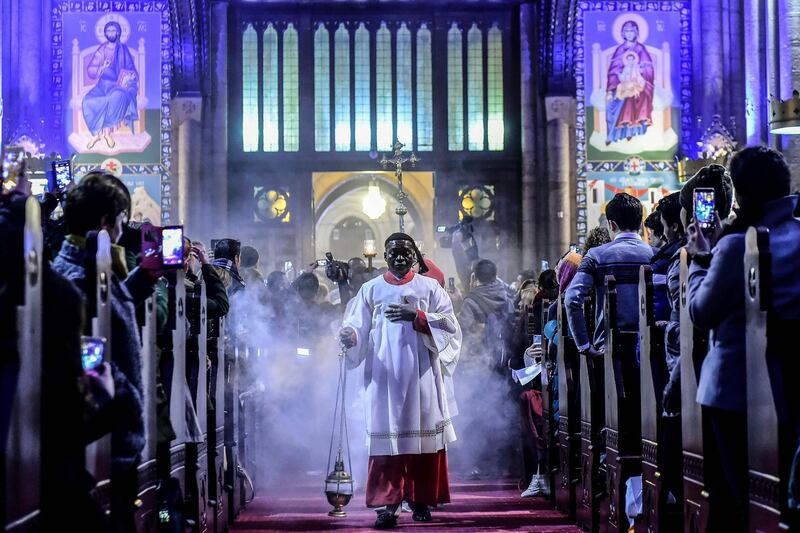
51, 172, 163, 530
662, 170, 733, 416
565, 192, 654, 360
650, 196, 685, 324
685, 146, 800, 532
1, 177, 115, 531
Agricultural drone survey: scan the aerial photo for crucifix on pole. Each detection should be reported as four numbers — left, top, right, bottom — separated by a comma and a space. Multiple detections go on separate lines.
379, 141, 418, 233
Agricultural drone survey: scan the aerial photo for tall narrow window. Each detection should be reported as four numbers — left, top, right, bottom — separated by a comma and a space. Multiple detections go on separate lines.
396, 23, 412, 147
447, 23, 464, 151
314, 24, 330, 151
283, 23, 299, 152
467, 23, 484, 150
416, 24, 433, 151
242, 24, 259, 152
487, 25, 504, 151
354, 23, 371, 151
376, 22, 393, 150
334, 23, 351, 151
262, 24, 279, 152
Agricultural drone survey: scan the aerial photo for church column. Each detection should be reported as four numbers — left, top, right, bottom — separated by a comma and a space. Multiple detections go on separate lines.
744, 0, 769, 145
173, 95, 203, 230
200, 0, 230, 240
520, 2, 549, 268
544, 97, 575, 264
777, 0, 800, 179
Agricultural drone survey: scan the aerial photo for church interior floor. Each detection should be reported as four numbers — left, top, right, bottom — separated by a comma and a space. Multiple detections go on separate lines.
231, 477, 582, 532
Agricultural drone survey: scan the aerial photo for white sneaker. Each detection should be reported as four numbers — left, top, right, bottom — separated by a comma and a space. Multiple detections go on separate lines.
521, 475, 542, 497
401, 501, 412, 513
521, 475, 549, 498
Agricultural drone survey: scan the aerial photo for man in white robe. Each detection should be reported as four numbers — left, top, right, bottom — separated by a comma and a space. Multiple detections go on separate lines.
339, 233, 461, 529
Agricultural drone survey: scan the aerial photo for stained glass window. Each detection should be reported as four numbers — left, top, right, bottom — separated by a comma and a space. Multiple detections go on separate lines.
487, 25, 504, 151
354, 23, 371, 151
467, 23, 484, 151
416, 24, 433, 151
376, 22, 393, 151
334, 23, 351, 151
314, 23, 331, 151
396, 23, 412, 147
447, 23, 464, 151
283, 23, 299, 152
262, 24, 279, 152
242, 24, 259, 152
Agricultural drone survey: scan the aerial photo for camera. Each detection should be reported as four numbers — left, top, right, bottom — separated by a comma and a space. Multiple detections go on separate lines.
324, 252, 350, 285
437, 216, 475, 249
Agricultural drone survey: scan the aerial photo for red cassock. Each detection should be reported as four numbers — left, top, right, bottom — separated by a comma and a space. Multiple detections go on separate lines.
366, 450, 451, 507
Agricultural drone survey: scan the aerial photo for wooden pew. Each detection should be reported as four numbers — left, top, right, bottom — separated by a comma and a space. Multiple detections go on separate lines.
225, 338, 243, 522
679, 249, 710, 533
743, 227, 800, 531
637, 266, 680, 532
3, 197, 43, 531
603, 275, 641, 533
186, 280, 211, 531
135, 295, 159, 532
207, 317, 228, 531
577, 293, 608, 532
555, 293, 581, 517
166, 270, 189, 521
87, 230, 114, 519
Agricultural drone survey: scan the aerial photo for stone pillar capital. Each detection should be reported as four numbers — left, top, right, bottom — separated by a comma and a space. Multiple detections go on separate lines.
173, 95, 203, 127
545, 96, 576, 125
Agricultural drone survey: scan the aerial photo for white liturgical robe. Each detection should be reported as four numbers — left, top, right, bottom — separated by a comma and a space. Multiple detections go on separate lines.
342, 272, 462, 456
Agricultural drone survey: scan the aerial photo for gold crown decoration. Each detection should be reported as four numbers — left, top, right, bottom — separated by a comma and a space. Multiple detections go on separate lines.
676, 115, 737, 183
769, 90, 800, 134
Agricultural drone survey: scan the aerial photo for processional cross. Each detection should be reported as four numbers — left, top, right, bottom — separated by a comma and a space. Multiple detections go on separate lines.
379, 141, 419, 233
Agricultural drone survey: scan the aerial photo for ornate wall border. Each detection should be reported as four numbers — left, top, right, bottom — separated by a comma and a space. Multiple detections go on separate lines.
51, 0, 173, 222
574, 0, 691, 243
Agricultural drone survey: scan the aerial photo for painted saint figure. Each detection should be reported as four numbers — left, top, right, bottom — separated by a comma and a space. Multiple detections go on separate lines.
339, 233, 461, 529
82, 21, 139, 150
605, 21, 654, 144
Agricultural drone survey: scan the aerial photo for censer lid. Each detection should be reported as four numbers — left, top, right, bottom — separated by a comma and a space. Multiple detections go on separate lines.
326, 458, 353, 483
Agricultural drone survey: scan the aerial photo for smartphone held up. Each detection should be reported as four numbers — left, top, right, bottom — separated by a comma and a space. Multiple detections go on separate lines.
81, 336, 106, 372
2, 146, 25, 191
693, 188, 716, 232
140, 224, 185, 270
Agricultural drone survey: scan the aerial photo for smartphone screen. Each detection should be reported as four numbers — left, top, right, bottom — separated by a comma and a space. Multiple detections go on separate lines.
541, 260, 550, 272
284, 260, 293, 273
694, 189, 715, 229
140, 224, 162, 270
2, 146, 24, 186
569, 244, 580, 255
436, 225, 447, 233
161, 226, 184, 267
317, 259, 328, 267
52, 159, 72, 192
533, 334, 542, 347
447, 277, 455, 293
81, 336, 105, 371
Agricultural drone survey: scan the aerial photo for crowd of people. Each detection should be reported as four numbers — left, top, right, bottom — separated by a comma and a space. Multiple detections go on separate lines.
2, 143, 800, 532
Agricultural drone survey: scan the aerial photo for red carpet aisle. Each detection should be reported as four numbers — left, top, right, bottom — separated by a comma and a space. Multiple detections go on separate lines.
232, 478, 582, 532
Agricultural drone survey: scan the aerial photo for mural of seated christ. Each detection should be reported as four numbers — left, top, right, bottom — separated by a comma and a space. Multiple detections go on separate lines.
82, 21, 139, 150
605, 20, 654, 145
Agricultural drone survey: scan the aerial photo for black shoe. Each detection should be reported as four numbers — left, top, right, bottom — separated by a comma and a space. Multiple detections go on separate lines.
374, 511, 398, 529
410, 503, 432, 522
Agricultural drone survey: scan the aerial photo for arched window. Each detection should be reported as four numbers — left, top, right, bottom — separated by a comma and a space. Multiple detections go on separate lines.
314, 23, 331, 151
262, 24, 279, 151
487, 24, 504, 151
416, 24, 433, 151
283, 23, 299, 152
242, 24, 259, 152
396, 23, 412, 146
376, 22, 393, 150
447, 23, 464, 151
354, 23, 371, 151
467, 23, 484, 151
334, 23, 351, 151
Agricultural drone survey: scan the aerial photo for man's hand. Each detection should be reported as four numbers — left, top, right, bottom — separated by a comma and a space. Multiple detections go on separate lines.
339, 327, 357, 348
686, 211, 723, 257
580, 346, 604, 361
385, 302, 417, 322
524, 343, 543, 363
86, 362, 115, 399
191, 245, 209, 265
